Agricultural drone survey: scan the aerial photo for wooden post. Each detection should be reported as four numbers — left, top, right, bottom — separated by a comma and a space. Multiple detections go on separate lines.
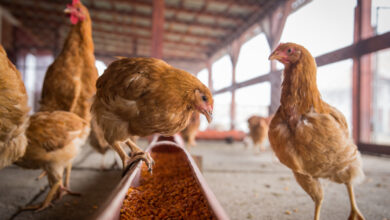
206, 59, 213, 91
132, 38, 137, 56
228, 39, 242, 130
262, 0, 293, 115
352, 0, 373, 143
151, 0, 164, 58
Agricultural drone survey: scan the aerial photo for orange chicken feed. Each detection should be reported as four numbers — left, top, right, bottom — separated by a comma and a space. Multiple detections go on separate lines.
120, 151, 216, 219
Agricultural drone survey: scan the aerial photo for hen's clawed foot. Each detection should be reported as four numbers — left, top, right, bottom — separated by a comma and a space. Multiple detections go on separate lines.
122, 152, 155, 176
58, 186, 82, 200
21, 202, 53, 212
348, 210, 365, 220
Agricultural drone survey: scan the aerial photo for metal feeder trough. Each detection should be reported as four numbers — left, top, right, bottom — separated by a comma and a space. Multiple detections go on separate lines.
93, 135, 229, 220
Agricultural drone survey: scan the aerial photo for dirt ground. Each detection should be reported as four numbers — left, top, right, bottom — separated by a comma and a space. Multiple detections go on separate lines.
191, 140, 390, 220
0, 139, 389, 220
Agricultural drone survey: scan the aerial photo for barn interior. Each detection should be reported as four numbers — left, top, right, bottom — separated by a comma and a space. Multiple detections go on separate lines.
0, 0, 389, 219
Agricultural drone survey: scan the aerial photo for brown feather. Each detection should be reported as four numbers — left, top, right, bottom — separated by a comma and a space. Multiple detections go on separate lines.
268, 43, 364, 183
40, 1, 97, 122
247, 115, 269, 148
15, 111, 88, 170
0, 45, 30, 169
92, 57, 213, 145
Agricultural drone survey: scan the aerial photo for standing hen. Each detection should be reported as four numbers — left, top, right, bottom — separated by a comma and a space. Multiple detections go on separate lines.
180, 112, 200, 149
15, 111, 88, 211
38, 0, 98, 180
91, 58, 213, 173
247, 115, 269, 152
40, 0, 97, 122
0, 45, 29, 169
268, 43, 364, 220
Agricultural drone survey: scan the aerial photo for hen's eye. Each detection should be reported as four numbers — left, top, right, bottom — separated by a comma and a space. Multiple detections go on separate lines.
287, 48, 292, 53
202, 95, 208, 102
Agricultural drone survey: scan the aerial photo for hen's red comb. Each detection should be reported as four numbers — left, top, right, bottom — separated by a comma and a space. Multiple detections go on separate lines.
72, 0, 80, 5
274, 43, 283, 51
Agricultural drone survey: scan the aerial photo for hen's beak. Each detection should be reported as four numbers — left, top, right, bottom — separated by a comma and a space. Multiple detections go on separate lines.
204, 110, 213, 123
268, 51, 280, 61
64, 7, 72, 14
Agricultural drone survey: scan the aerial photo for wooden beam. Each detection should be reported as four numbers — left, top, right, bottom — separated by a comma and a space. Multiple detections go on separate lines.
151, 0, 164, 58
95, 50, 206, 63
2, 1, 235, 33
358, 142, 390, 155
21, 20, 212, 52
93, 36, 207, 55
228, 39, 243, 130
208, 0, 285, 56
213, 71, 275, 95
206, 59, 213, 92
315, 32, 390, 66
262, 0, 293, 115
8, 9, 220, 44
213, 31, 390, 96
352, 0, 374, 143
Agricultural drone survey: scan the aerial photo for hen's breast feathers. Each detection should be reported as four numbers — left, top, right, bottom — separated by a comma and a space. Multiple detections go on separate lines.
269, 102, 356, 175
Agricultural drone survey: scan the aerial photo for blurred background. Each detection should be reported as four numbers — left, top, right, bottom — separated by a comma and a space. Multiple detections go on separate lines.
1, 0, 389, 150
0, 0, 390, 219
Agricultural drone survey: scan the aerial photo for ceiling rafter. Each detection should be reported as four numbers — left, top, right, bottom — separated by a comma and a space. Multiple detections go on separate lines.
6, 5, 223, 42
92, 34, 207, 53
207, 0, 285, 56
110, 0, 261, 10
2, 0, 240, 32
101, 0, 255, 22
18, 18, 217, 50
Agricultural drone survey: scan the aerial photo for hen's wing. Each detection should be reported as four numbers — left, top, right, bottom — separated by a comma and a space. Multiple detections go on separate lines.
27, 111, 86, 152
324, 102, 349, 137
96, 58, 160, 104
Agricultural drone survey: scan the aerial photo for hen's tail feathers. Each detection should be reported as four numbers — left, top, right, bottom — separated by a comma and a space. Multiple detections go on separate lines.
349, 152, 365, 185
331, 149, 365, 185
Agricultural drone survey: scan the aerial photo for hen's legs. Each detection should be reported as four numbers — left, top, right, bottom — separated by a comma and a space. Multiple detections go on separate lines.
21, 181, 61, 212
293, 172, 323, 220
36, 171, 47, 180
112, 141, 130, 168
346, 183, 365, 220
64, 163, 71, 188
124, 139, 154, 172
59, 163, 81, 199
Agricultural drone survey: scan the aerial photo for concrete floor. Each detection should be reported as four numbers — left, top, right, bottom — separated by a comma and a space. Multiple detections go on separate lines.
0, 140, 389, 220
191, 141, 390, 220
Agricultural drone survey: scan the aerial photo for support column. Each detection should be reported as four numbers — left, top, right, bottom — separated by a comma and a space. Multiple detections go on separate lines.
262, 0, 293, 115
151, 0, 164, 59
352, 0, 373, 143
228, 39, 242, 130
206, 59, 213, 92
132, 38, 138, 56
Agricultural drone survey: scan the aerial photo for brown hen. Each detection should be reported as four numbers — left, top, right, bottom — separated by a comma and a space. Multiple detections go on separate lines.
37, 0, 99, 180
15, 111, 88, 211
91, 57, 213, 173
0, 45, 30, 169
180, 112, 200, 149
40, 0, 97, 122
268, 43, 365, 220
247, 115, 269, 152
